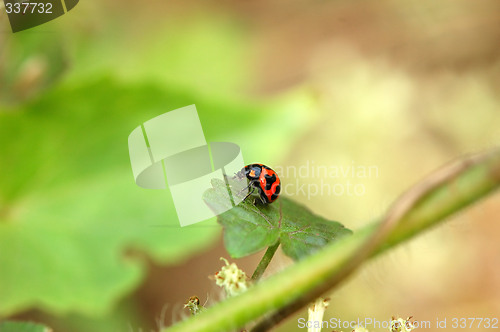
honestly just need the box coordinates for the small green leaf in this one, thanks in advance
[203,179,353,261]
[0,321,51,332]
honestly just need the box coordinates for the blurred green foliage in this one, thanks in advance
[0,32,67,105]
[0,320,51,332]
[0,10,309,322]
[0,76,221,316]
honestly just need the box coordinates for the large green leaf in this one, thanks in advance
[0,74,309,316]
[0,77,252,316]
[203,179,352,260]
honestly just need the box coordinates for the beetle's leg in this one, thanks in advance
[251,191,268,206]
[258,193,268,205]
[242,187,255,202]
[237,181,253,196]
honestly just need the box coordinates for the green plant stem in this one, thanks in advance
[163,149,500,332]
[251,242,280,282]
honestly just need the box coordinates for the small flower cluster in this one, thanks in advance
[308,298,330,332]
[214,257,249,297]
[390,316,415,332]
[183,296,204,315]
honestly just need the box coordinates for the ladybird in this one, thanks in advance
[235,163,281,204]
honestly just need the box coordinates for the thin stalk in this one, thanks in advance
[251,242,280,282]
